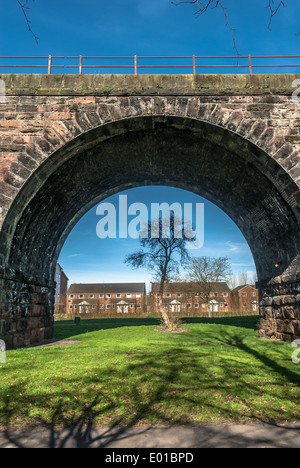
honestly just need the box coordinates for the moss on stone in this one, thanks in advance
[0,73,299,96]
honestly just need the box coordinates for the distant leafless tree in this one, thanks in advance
[238,271,249,286]
[182,256,232,316]
[227,274,238,290]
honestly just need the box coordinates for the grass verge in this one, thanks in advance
[0,316,299,427]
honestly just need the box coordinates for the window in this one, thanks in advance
[224,303,228,307]
[136,294,141,298]
[112,304,115,309]
[242,292,247,297]
[214,293,218,297]
[243,303,247,308]
[106,304,110,309]
[177,294,181,298]
[92,305,95,309]
[70,295,74,299]
[106,294,111,298]
[194,303,199,308]
[116,294,121,298]
[187,303,192,308]
[202,304,205,308]
[130,304,134,309]
[127,294,132,298]
[90,294,94,299]
[166,293,171,298]
[69,305,73,309]
[79,294,84,299]
[99,304,104,310]
[137,304,141,309]
[252,292,256,297]
[99,294,104,298]
[223,292,228,297]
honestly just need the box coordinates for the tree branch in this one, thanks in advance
[17,0,38,43]
[266,0,285,31]
[172,0,239,55]
[172,1,296,55]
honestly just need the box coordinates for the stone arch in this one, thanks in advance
[1,92,299,234]
[0,114,299,347]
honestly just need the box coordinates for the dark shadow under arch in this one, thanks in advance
[0,115,299,347]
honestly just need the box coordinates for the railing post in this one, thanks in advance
[134,55,137,75]
[48,55,52,75]
[193,55,196,75]
[248,54,253,75]
[79,55,83,75]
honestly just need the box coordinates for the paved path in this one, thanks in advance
[0,423,300,448]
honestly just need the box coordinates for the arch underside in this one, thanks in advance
[1,115,299,284]
[0,115,299,347]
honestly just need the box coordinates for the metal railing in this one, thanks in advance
[0,54,300,75]
[0,56,65,74]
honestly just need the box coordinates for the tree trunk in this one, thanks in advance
[158,276,173,330]
[157,293,172,330]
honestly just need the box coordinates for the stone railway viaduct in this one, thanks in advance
[0,73,299,348]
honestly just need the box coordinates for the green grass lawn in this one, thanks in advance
[0,316,299,427]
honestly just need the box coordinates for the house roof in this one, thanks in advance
[231,284,257,293]
[68,283,146,295]
[110,298,137,305]
[162,298,183,305]
[70,299,100,305]
[162,297,227,305]
[208,297,227,304]
[151,281,230,294]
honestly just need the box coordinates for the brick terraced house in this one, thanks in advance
[230,285,259,312]
[151,282,232,314]
[67,283,146,314]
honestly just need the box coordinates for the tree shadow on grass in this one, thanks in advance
[0,331,299,447]
[53,316,259,340]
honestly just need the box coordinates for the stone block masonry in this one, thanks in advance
[0,74,299,347]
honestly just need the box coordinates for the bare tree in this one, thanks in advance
[228,271,258,290]
[238,271,249,286]
[172,1,294,54]
[172,0,239,54]
[251,271,258,286]
[227,274,238,290]
[183,256,232,316]
[124,214,193,331]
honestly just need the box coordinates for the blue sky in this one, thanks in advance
[58,187,256,290]
[1,0,300,73]
[1,0,299,288]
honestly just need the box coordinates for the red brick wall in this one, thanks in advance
[231,286,259,312]
[67,292,144,314]
[152,290,231,313]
